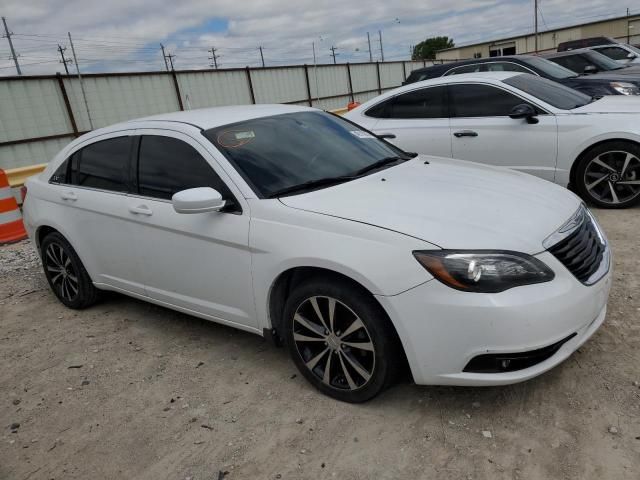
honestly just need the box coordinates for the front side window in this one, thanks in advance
[550,55,592,73]
[137,135,233,202]
[594,46,631,61]
[449,83,528,117]
[69,137,131,192]
[204,111,407,198]
[521,56,577,79]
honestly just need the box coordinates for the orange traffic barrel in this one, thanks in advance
[0,169,28,244]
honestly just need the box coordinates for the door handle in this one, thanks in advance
[453,130,478,138]
[129,205,153,216]
[377,133,396,139]
[60,191,77,201]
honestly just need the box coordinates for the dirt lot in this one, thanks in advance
[1,208,639,480]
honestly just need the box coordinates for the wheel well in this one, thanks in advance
[268,266,411,376]
[36,225,58,250]
[569,139,640,188]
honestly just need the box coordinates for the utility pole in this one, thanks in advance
[68,32,93,130]
[628,7,631,44]
[57,44,72,75]
[534,0,539,54]
[378,30,384,62]
[367,32,373,62]
[329,45,338,64]
[258,46,265,67]
[160,43,169,71]
[208,47,218,69]
[312,41,319,103]
[166,53,175,71]
[2,17,21,75]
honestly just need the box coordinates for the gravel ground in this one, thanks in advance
[1,207,639,480]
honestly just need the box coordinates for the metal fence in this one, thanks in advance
[0,60,445,169]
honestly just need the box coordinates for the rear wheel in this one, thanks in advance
[40,232,99,309]
[575,142,640,208]
[283,276,401,403]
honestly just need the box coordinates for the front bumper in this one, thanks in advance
[376,251,612,386]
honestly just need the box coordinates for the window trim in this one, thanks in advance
[448,81,551,118]
[48,132,136,196]
[364,85,449,120]
[133,130,244,214]
[443,61,538,77]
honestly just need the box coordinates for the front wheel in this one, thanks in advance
[574,142,640,209]
[283,277,401,403]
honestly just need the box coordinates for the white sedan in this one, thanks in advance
[345,72,640,208]
[23,105,611,402]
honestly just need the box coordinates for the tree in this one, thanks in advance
[412,36,455,60]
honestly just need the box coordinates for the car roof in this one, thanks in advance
[378,71,519,93]
[543,48,596,58]
[116,104,314,131]
[409,55,536,75]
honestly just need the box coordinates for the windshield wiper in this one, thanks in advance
[267,175,357,198]
[352,155,409,176]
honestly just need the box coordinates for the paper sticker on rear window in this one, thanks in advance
[235,131,255,140]
[350,130,375,139]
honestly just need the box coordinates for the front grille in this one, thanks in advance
[547,208,607,285]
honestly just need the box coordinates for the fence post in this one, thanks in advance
[56,73,79,136]
[170,70,184,111]
[245,67,256,104]
[376,62,382,94]
[346,63,354,103]
[303,64,313,106]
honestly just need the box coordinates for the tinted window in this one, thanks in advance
[365,101,390,118]
[203,111,407,198]
[484,62,531,73]
[550,55,592,73]
[594,46,630,60]
[50,156,72,184]
[70,137,130,192]
[137,136,233,201]
[388,87,447,119]
[503,74,591,109]
[449,84,526,117]
[521,56,576,79]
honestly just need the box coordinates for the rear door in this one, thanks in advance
[126,130,257,329]
[49,133,145,293]
[448,83,558,181]
[366,85,452,157]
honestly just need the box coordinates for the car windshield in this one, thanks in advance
[203,111,409,198]
[583,50,624,70]
[522,56,578,79]
[503,74,592,109]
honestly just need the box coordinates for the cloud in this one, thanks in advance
[0,0,636,75]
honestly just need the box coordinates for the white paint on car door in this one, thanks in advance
[127,129,257,330]
[448,83,558,182]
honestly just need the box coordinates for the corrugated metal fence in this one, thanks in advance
[0,60,444,169]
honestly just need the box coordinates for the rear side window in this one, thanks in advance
[137,135,234,202]
[69,137,131,192]
[450,84,527,117]
[390,87,447,119]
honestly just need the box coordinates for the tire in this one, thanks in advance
[282,276,402,403]
[574,141,640,209]
[40,232,100,309]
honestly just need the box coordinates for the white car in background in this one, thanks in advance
[589,43,640,65]
[23,105,611,402]
[345,72,640,208]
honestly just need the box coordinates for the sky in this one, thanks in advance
[0,0,637,76]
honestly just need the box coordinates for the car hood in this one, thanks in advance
[570,95,640,113]
[279,157,581,253]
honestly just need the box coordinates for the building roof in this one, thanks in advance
[437,13,639,53]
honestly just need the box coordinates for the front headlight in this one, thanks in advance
[413,250,555,293]
[610,82,640,95]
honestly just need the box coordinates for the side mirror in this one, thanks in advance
[583,65,598,74]
[509,104,539,124]
[172,187,226,214]
[627,52,637,59]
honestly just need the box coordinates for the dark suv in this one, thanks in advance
[404,55,640,96]
[544,48,640,78]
